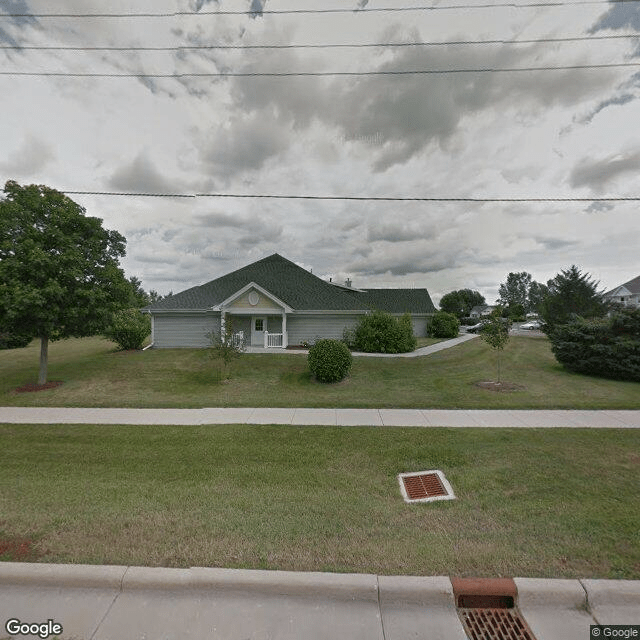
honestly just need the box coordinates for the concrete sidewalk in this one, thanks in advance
[1,406,640,427]
[0,563,638,640]
[244,333,479,356]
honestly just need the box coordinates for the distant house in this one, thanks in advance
[144,253,436,348]
[469,305,497,318]
[604,275,640,309]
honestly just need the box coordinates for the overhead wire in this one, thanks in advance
[2,0,640,17]
[60,191,640,202]
[0,33,638,51]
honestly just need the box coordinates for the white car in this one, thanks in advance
[520,320,541,330]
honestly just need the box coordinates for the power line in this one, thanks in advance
[2,0,640,18]
[2,61,640,78]
[61,191,640,202]
[1,33,639,51]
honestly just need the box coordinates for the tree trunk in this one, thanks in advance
[38,335,48,385]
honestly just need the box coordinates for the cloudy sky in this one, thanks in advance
[1,0,639,304]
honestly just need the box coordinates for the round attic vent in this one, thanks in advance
[248,291,260,306]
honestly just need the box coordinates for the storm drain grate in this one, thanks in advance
[398,470,455,503]
[452,578,537,640]
[458,607,536,640]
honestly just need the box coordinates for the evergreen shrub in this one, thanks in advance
[549,308,640,381]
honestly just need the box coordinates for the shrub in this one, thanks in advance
[398,313,417,352]
[308,338,353,383]
[549,308,640,382]
[353,311,416,353]
[341,327,357,350]
[427,311,460,339]
[104,308,151,350]
[0,331,32,350]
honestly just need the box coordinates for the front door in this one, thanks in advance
[251,316,267,346]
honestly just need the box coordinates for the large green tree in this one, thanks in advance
[498,272,532,311]
[539,265,609,333]
[498,271,549,316]
[439,289,485,318]
[0,181,133,384]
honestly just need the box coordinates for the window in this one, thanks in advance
[255,319,264,331]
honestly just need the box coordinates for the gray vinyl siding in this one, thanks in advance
[287,314,361,345]
[152,312,220,348]
[411,315,430,338]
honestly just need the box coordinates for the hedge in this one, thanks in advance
[352,311,416,353]
[549,308,640,382]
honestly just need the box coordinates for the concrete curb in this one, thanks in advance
[0,561,127,589]
[122,566,380,601]
[581,578,640,625]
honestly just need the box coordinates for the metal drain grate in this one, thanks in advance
[452,578,537,640]
[458,608,536,640]
[398,470,455,503]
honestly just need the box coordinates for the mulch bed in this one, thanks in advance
[0,534,44,561]
[475,381,525,393]
[13,380,64,393]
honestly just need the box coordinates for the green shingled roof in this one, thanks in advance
[146,253,435,314]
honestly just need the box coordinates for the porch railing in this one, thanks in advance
[265,332,283,348]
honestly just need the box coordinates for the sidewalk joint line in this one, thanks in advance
[88,566,129,640]
[376,575,387,640]
[578,578,601,625]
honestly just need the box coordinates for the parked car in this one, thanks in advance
[466,322,487,333]
[520,320,541,330]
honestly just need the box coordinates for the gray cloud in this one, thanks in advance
[108,153,186,194]
[195,210,283,245]
[348,245,456,276]
[532,236,578,251]
[227,40,618,173]
[590,3,640,56]
[366,220,437,242]
[249,0,267,19]
[579,93,635,125]
[590,3,640,32]
[0,0,38,48]
[0,134,54,178]
[198,114,291,179]
[569,150,640,191]
[585,201,614,213]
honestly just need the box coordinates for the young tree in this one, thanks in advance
[539,265,609,333]
[0,181,133,384]
[480,308,511,383]
[206,318,245,380]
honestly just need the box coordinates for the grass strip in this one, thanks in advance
[1,423,638,578]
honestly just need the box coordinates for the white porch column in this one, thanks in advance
[282,310,287,348]
[220,308,226,342]
[264,329,268,348]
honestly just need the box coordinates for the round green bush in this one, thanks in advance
[104,308,151,350]
[427,311,460,338]
[308,338,353,383]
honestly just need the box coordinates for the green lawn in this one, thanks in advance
[1,424,638,578]
[1,335,639,409]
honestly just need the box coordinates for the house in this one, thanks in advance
[604,275,640,309]
[469,305,497,318]
[144,253,436,348]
